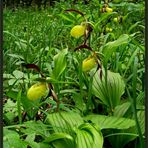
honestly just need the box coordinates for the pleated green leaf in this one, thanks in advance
[51,48,68,80]
[102,34,130,68]
[92,70,125,109]
[44,133,74,143]
[44,132,75,148]
[137,111,145,134]
[75,129,91,148]
[75,123,103,148]
[51,139,75,148]
[84,114,136,130]
[46,112,103,148]
[113,102,131,117]
[46,111,84,134]
[107,132,138,148]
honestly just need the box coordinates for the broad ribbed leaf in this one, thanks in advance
[107,132,138,148]
[75,130,92,148]
[113,102,131,117]
[92,70,125,109]
[136,92,144,106]
[137,111,145,134]
[84,114,136,130]
[46,113,103,148]
[102,34,130,67]
[44,133,75,148]
[52,48,68,80]
[47,111,84,134]
[75,123,103,148]
[52,139,75,148]
[44,133,74,143]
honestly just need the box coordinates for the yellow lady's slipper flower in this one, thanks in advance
[27,82,48,101]
[70,25,86,38]
[106,7,113,13]
[82,56,97,72]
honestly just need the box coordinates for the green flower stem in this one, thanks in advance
[127,57,144,148]
[85,73,93,114]
[17,89,22,124]
[132,57,144,148]
[78,52,84,110]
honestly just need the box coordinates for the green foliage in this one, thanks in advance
[4,129,28,148]
[84,114,138,148]
[46,111,84,134]
[51,48,68,80]
[20,120,51,137]
[3,99,18,124]
[44,133,75,148]
[46,111,103,148]
[84,114,136,130]
[107,133,138,148]
[113,101,132,117]
[102,34,130,68]
[75,123,103,148]
[92,70,125,110]
[3,0,144,147]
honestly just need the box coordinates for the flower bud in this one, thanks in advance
[27,82,48,101]
[113,17,118,23]
[106,27,112,32]
[70,25,86,38]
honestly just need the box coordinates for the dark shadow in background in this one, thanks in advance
[0,0,3,148]
[145,0,148,147]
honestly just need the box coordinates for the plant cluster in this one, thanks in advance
[3,0,144,148]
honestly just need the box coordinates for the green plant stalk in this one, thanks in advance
[48,82,60,112]
[129,57,144,148]
[78,52,84,110]
[17,89,22,124]
[123,46,138,77]
[85,73,94,114]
